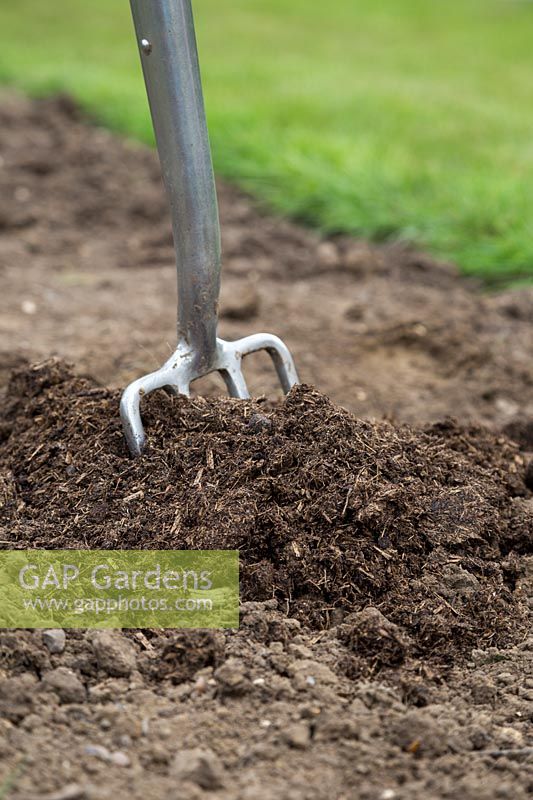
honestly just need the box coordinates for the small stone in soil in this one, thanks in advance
[42,629,66,654]
[282,722,311,749]
[171,747,225,790]
[246,413,273,434]
[214,658,250,696]
[91,631,137,677]
[42,667,86,704]
[109,750,131,767]
[84,744,110,761]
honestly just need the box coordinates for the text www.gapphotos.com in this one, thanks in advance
[22,595,214,615]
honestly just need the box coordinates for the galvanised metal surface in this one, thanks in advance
[129,0,220,366]
[122,0,298,456]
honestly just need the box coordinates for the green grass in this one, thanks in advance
[1,0,533,281]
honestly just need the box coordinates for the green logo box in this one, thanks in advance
[0,550,239,629]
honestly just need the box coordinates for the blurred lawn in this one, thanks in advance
[0,0,532,282]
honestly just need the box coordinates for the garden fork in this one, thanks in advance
[122,0,299,456]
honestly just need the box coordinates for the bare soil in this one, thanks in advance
[0,94,532,800]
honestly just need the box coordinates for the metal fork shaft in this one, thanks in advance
[129,0,221,372]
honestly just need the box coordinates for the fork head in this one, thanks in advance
[120,333,299,456]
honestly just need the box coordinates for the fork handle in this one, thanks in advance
[129,0,221,370]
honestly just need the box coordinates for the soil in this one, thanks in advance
[0,93,532,799]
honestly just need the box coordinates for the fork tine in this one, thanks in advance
[120,366,189,456]
[229,333,299,394]
[220,364,251,399]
